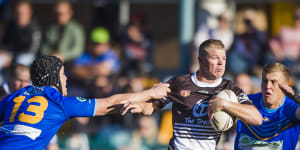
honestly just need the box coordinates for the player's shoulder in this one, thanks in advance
[284,96,299,105]
[248,93,262,99]
[21,86,63,102]
[170,74,192,83]
[220,78,242,93]
[221,78,236,87]
[42,86,62,98]
[248,92,262,106]
[167,74,193,89]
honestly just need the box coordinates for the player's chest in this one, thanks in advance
[172,88,218,109]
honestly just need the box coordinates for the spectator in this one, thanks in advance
[227,9,268,76]
[64,117,90,150]
[235,73,260,95]
[70,27,120,98]
[0,64,30,99]
[129,116,163,150]
[192,13,234,72]
[40,0,85,63]
[194,13,233,51]
[0,0,41,66]
[268,8,300,74]
[73,27,120,80]
[121,23,154,76]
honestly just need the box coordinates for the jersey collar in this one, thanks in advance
[260,94,286,113]
[191,72,223,87]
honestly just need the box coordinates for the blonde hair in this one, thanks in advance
[198,39,225,59]
[263,62,291,83]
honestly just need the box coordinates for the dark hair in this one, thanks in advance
[198,39,225,58]
[30,56,63,92]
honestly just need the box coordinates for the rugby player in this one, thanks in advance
[0,55,170,150]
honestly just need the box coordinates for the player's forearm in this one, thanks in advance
[117,89,155,104]
[95,89,155,116]
[224,102,263,125]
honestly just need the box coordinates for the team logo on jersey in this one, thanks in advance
[193,100,208,117]
[76,97,87,102]
[263,117,269,122]
[180,90,191,97]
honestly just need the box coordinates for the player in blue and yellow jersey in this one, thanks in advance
[235,62,300,150]
[0,56,170,150]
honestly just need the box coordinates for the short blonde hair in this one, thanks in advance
[198,39,225,58]
[263,62,291,82]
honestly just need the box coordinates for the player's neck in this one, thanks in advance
[196,71,220,84]
[263,94,285,109]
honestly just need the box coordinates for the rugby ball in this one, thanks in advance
[210,90,238,132]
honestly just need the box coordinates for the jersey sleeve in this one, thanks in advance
[62,96,97,118]
[232,86,253,105]
[153,96,171,109]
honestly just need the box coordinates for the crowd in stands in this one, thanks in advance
[1,0,300,150]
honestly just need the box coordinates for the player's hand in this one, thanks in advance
[120,102,154,115]
[279,83,295,97]
[207,96,228,120]
[120,103,143,115]
[119,83,170,110]
[149,83,171,99]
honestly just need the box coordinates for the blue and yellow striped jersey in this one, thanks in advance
[0,86,96,150]
[234,93,300,150]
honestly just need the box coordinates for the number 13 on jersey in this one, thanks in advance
[9,95,48,124]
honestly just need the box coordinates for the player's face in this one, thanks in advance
[199,48,226,80]
[261,71,286,109]
[10,71,30,92]
[60,66,68,96]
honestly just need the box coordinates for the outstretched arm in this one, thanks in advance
[94,83,170,116]
[208,97,263,126]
